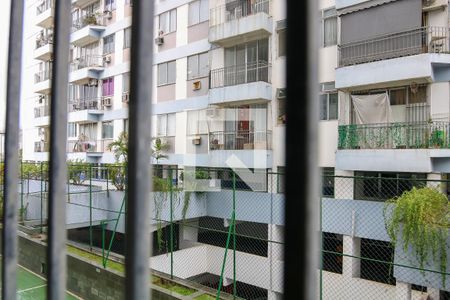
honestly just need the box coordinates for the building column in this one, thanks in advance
[334,170,354,199]
[268,224,284,296]
[395,281,411,300]
[342,235,360,279]
[178,219,199,249]
[427,287,440,300]
[427,173,446,194]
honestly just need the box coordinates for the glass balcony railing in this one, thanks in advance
[209,130,272,150]
[34,105,50,118]
[34,69,52,83]
[209,61,270,88]
[71,13,105,32]
[67,139,112,153]
[68,98,101,111]
[209,0,270,27]
[35,32,53,49]
[338,122,450,150]
[34,141,50,152]
[70,55,103,72]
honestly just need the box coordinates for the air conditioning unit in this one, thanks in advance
[104,10,113,19]
[155,36,164,46]
[422,0,447,11]
[103,55,112,64]
[192,81,201,90]
[101,97,112,107]
[88,79,98,87]
[122,93,129,103]
[192,136,201,145]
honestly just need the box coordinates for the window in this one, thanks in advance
[187,52,209,79]
[159,9,177,34]
[102,77,114,96]
[277,88,286,125]
[103,34,115,54]
[124,119,129,133]
[278,29,286,57]
[157,61,176,86]
[124,27,131,49]
[157,113,176,137]
[189,0,208,26]
[322,167,334,197]
[320,82,338,121]
[187,110,208,135]
[354,172,426,201]
[389,88,407,105]
[122,73,130,93]
[68,123,77,138]
[322,8,337,47]
[322,233,343,274]
[360,239,395,285]
[104,0,116,11]
[102,121,114,139]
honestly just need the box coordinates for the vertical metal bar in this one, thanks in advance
[232,171,236,298]
[89,163,93,251]
[170,168,174,279]
[284,0,319,299]
[47,0,71,298]
[2,1,24,298]
[126,0,154,298]
[40,162,43,233]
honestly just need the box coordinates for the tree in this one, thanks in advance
[107,131,128,163]
[151,137,170,165]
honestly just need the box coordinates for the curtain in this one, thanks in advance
[351,93,391,124]
[324,16,337,47]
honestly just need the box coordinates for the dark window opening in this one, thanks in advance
[321,232,343,274]
[360,238,395,285]
[321,167,334,197]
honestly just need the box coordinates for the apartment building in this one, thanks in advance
[22,0,286,299]
[319,0,450,299]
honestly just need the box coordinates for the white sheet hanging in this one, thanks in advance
[351,93,392,124]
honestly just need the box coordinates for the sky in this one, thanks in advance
[0,0,11,133]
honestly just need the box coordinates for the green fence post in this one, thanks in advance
[89,163,93,251]
[101,220,106,267]
[169,167,174,279]
[319,181,323,300]
[106,166,109,196]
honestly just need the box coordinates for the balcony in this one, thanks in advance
[70,14,105,47]
[209,130,272,150]
[339,26,450,67]
[68,98,104,123]
[36,0,53,28]
[34,105,50,118]
[209,0,272,46]
[67,139,112,154]
[338,122,450,150]
[69,55,103,84]
[34,69,52,94]
[34,141,50,153]
[209,61,272,104]
[34,32,53,61]
[71,0,98,7]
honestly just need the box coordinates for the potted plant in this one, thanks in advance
[384,186,450,286]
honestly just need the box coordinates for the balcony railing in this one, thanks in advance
[67,139,112,153]
[338,122,450,150]
[34,141,50,152]
[68,98,101,112]
[34,105,50,118]
[70,55,103,72]
[210,0,270,27]
[35,32,53,49]
[210,61,270,88]
[209,130,272,150]
[339,26,450,67]
[36,0,52,15]
[71,13,105,32]
[34,69,52,83]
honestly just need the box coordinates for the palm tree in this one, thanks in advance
[151,137,170,165]
[107,131,128,163]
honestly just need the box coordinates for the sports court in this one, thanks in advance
[0,264,81,299]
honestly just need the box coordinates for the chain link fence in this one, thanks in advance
[320,174,450,300]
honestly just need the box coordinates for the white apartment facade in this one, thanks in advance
[319,0,450,299]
